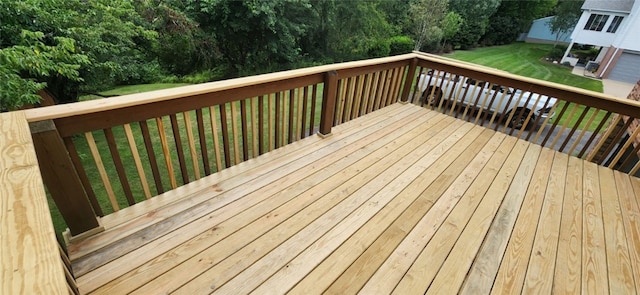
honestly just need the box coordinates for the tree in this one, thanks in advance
[186,0,313,75]
[0,31,88,111]
[449,0,502,49]
[481,0,556,45]
[408,0,449,51]
[440,12,463,51]
[549,0,584,46]
[1,0,160,105]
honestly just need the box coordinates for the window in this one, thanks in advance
[607,16,624,33]
[584,14,609,31]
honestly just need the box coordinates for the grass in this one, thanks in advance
[79,83,191,101]
[445,42,607,131]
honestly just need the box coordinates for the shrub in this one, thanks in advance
[389,36,415,55]
[547,47,565,60]
[367,39,391,58]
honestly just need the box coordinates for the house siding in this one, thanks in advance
[525,16,572,44]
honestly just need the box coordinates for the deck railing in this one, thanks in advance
[4,52,640,294]
[23,54,413,238]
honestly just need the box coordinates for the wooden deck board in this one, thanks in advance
[68,103,640,295]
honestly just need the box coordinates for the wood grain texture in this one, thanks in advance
[522,152,567,294]
[552,156,583,294]
[490,148,555,295]
[582,161,609,294]
[123,124,152,199]
[393,134,514,295]
[425,140,529,295]
[0,111,68,294]
[599,166,635,294]
[85,131,119,211]
[59,103,640,295]
[460,143,541,295]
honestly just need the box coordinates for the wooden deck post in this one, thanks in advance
[30,120,103,237]
[400,58,418,103]
[319,70,338,137]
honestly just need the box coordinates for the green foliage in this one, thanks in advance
[449,0,501,49]
[440,11,463,50]
[547,46,566,60]
[0,30,88,111]
[389,36,415,55]
[367,39,391,58]
[549,0,584,44]
[408,0,448,51]
[482,0,556,45]
[187,0,312,75]
[328,1,395,60]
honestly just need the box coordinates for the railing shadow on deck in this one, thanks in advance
[5,52,640,294]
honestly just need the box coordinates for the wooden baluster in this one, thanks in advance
[275,92,281,148]
[309,84,318,137]
[139,120,164,194]
[240,99,249,160]
[578,111,612,159]
[400,59,418,103]
[218,104,231,168]
[183,111,201,180]
[558,106,591,153]
[30,120,102,235]
[268,93,275,151]
[156,117,177,189]
[251,97,259,157]
[230,101,241,164]
[288,89,295,143]
[319,70,338,136]
[63,137,103,216]
[258,95,265,154]
[352,75,364,120]
[123,124,152,199]
[379,70,392,109]
[208,106,223,171]
[360,74,373,116]
[169,114,189,184]
[196,109,211,176]
[368,71,381,111]
[84,131,119,211]
[567,109,601,156]
[336,79,347,124]
[103,128,135,206]
[539,102,571,148]
[296,87,304,141]
[608,126,640,169]
[301,86,309,139]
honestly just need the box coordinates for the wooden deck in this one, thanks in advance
[68,103,640,294]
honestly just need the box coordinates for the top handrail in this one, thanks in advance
[23,54,417,123]
[413,51,640,118]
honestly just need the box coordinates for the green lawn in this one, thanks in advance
[80,83,191,101]
[445,42,606,130]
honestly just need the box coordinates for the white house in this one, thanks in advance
[561,0,640,83]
